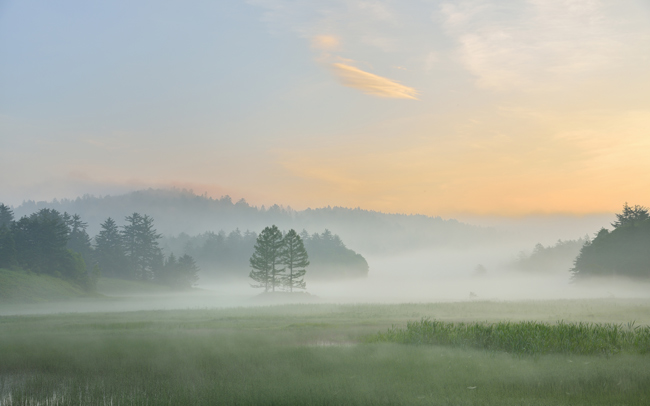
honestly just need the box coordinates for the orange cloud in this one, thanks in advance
[330,63,419,99]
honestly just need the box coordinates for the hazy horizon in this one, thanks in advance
[2,1,649,217]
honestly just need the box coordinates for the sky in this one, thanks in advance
[1,0,649,216]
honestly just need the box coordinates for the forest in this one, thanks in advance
[0,201,369,294]
[0,204,199,291]
[11,188,493,254]
[571,204,650,280]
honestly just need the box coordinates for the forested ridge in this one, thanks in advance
[0,204,199,292]
[0,200,369,297]
[11,188,493,254]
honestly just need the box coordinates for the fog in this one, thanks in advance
[3,206,648,317]
[5,248,650,318]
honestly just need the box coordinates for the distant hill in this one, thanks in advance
[11,189,495,254]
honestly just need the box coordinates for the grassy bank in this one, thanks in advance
[0,269,89,303]
[1,301,650,405]
[372,319,650,356]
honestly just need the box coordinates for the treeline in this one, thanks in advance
[13,188,493,254]
[513,203,650,280]
[0,205,96,290]
[572,204,650,280]
[164,228,369,281]
[512,238,588,273]
[0,204,199,291]
[94,214,199,289]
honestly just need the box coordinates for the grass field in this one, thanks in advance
[0,269,91,303]
[1,300,649,405]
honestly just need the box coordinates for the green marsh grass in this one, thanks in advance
[1,301,650,405]
[372,319,650,356]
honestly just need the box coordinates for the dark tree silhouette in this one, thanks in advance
[280,229,309,292]
[122,213,162,280]
[249,225,284,292]
[95,217,127,278]
[612,203,649,229]
[572,203,650,280]
[0,204,14,229]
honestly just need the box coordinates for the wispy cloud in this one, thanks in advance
[440,0,650,90]
[330,63,418,99]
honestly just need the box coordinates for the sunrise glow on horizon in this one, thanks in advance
[1,1,649,216]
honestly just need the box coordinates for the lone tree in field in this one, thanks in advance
[280,229,309,292]
[249,225,284,292]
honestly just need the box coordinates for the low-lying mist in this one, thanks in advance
[4,246,649,317]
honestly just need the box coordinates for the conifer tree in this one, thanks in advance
[0,204,14,229]
[249,225,284,292]
[95,217,127,278]
[0,204,16,269]
[67,214,94,268]
[0,225,17,269]
[122,213,162,280]
[280,229,309,292]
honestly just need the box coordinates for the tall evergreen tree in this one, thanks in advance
[249,225,284,292]
[0,225,17,269]
[612,203,650,229]
[0,204,16,269]
[12,209,69,275]
[0,204,14,228]
[280,229,309,292]
[95,217,127,278]
[122,213,162,280]
[67,214,94,268]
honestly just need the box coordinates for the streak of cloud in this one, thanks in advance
[330,63,419,99]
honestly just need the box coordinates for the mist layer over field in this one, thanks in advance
[4,248,649,317]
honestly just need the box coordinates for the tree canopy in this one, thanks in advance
[572,203,650,280]
[280,229,309,292]
[249,225,285,292]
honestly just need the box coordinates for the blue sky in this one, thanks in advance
[1,0,649,215]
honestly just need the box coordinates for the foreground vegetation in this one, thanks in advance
[1,300,650,405]
[372,319,650,356]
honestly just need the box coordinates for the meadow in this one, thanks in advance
[1,299,650,405]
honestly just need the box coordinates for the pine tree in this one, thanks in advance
[95,217,127,278]
[0,204,16,269]
[280,229,309,292]
[249,225,284,292]
[611,202,650,228]
[0,225,17,269]
[122,213,162,280]
[0,204,14,229]
[67,214,94,268]
[12,209,69,275]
